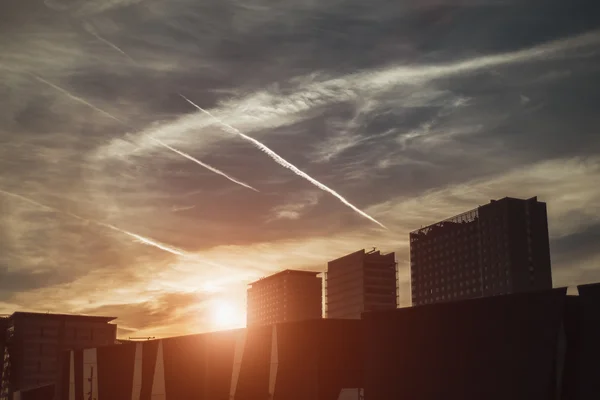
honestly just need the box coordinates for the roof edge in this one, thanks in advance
[9,311,116,322]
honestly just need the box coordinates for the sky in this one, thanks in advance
[1,0,600,338]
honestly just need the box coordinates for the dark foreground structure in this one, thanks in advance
[12,384,54,400]
[54,284,599,400]
[59,319,362,400]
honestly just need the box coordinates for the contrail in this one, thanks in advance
[90,31,137,63]
[171,205,195,212]
[83,23,137,64]
[33,76,257,192]
[0,189,186,256]
[102,223,186,256]
[148,137,259,192]
[179,93,387,229]
[33,75,125,125]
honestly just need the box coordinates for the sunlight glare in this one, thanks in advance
[210,299,245,330]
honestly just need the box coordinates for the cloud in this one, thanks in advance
[0,267,71,300]
[268,191,321,221]
[367,156,600,239]
[1,0,600,335]
[77,0,146,17]
[95,28,600,163]
[80,291,208,335]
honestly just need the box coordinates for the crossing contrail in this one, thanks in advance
[34,75,125,124]
[33,75,257,192]
[103,223,186,256]
[0,189,186,256]
[179,93,388,229]
[148,137,259,192]
[87,29,136,63]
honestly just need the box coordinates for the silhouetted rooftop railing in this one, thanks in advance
[410,207,479,236]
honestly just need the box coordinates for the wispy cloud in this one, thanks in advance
[45,0,146,17]
[2,0,599,336]
[268,191,321,221]
[30,75,257,192]
[367,156,600,239]
[97,28,600,170]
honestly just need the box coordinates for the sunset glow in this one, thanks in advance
[209,300,246,331]
[1,0,599,339]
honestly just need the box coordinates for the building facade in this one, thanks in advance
[326,249,397,319]
[0,312,117,400]
[410,196,552,306]
[0,317,7,399]
[247,270,322,326]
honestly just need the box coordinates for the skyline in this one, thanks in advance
[1,0,600,338]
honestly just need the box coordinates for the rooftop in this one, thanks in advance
[410,196,541,235]
[328,248,394,265]
[8,311,116,323]
[248,269,321,286]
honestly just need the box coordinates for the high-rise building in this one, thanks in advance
[0,312,117,399]
[409,196,552,306]
[325,249,397,319]
[246,270,322,326]
[0,316,7,398]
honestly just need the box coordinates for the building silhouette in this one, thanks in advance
[0,312,117,400]
[0,317,7,399]
[55,284,600,400]
[246,270,322,326]
[410,196,552,306]
[325,249,397,319]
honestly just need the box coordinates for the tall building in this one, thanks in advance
[410,196,552,306]
[0,316,7,398]
[325,249,397,319]
[0,312,117,399]
[247,269,322,326]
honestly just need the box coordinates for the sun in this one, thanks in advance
[209,299,245,330]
